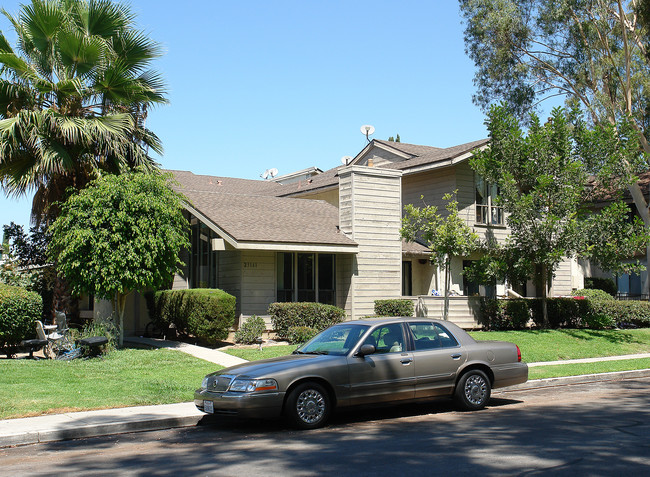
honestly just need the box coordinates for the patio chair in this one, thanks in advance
[35,320,72,359]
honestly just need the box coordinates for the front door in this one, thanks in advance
[346,323,415,405]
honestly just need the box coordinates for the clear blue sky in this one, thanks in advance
[1,0,492,230]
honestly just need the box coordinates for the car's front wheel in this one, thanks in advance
[455,369,491,411]
[285,382,331,429]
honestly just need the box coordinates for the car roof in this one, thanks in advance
[339,317,476,345]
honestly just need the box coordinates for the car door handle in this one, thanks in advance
[400,358,413,365]
[451,353,462,360]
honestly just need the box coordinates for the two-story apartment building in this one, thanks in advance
[123,137,582,335]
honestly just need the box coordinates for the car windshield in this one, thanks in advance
[294,324,369,356]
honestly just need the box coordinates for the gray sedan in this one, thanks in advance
[195,317,528,429]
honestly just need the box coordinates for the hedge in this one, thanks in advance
[152,289,236,343]
[374,299,414,317]
[481,296,650,330]
[269,302,345,340]
[584,277,617,297]
[0,284,42,351]
[479,298,530,330]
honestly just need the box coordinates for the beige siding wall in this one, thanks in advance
[402,167,456,213]
[339,166,403,319]
[336,254,354,316]
[294,188,339,207]
[361,147,407,168]
[240,250,276,316]
[219,251,242,316]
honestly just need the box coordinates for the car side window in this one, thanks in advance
[363,324,404,354]
[409,322,459,350]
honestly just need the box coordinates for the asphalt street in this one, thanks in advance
[1,377,649,476]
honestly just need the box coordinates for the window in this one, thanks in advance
[189,217,220,289]
[363,324,405,354]
[277,252,336,305]
[475,174,503,225]
[402,261,412,296]
[408,322,459,350]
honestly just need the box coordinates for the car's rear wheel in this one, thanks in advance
[455,369,491,411]
[286,382,330,430]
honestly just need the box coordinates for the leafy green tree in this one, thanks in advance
[0,0,167,224]
[402,191,479,320]
[387,134,401,142]
[460,0,650,289]
[49,171,189,345]
[2,221,54,318]
[471,105,648,325]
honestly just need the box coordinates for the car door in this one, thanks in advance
[407,321,466,398]
[346,323,415,405]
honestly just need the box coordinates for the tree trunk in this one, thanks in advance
[113,292,129,347]
[541,264,549,328]
[443,257,451,321]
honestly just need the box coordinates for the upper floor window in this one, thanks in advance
[475,174,503,225]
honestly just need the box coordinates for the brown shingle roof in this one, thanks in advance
[181,188,356,246]
[279,138,488,196]
[170,170,283,196]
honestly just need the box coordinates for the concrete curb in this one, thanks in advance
[494,368,650,393]
[0,402,203,448]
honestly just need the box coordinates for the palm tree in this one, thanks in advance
[0,0,167,224]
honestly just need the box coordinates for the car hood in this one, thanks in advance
[210,353,337,378]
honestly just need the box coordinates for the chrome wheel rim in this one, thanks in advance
[464,374,488,405]
[296,389,326,424]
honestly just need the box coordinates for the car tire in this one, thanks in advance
[455,369,491,411]
[285,382,331,430]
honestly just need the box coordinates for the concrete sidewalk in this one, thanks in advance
[125,336,248,367]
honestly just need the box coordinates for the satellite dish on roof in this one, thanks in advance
[360,125,375,142]
[261,168,279,180]
[341,155,352,165]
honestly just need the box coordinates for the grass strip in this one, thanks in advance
[528,358,650,380]
[0,348,219,420]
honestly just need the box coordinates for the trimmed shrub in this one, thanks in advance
[0,284,42,351]
[589,299,650,328]
[153,289,236,343]
[480,299,530,330]
[286,325,317,344]
[235,315,266,344]
[584,277,617,297]
[374,299,414,317]
[571,288,614,301]
[529,298,590,328]
[269,302,345,340]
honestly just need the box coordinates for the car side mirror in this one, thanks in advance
[357,344,376,356]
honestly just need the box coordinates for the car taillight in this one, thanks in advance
[516,345,522,362]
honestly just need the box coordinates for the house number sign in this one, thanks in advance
[243,262,258,268]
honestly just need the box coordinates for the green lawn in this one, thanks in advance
[0,348,219,420]
[529,358,650,380]
[224,329,650,363]
[4,329,649,420]
[468,328,650,362]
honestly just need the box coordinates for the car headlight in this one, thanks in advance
[202,377,209,390]
[229,378,278,393]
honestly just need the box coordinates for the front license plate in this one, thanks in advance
[204,400,214,413]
